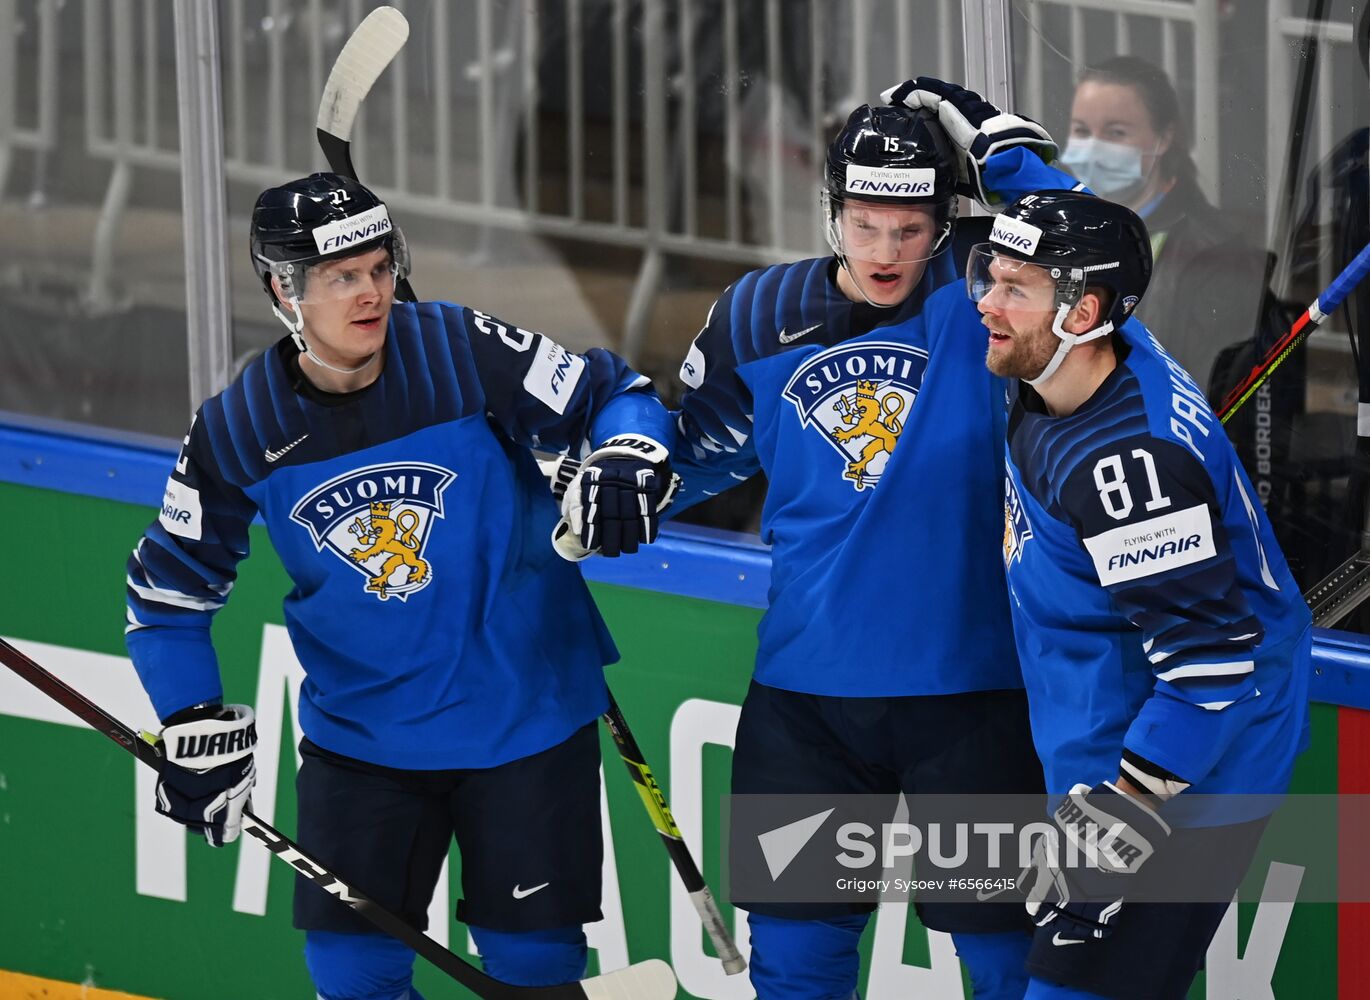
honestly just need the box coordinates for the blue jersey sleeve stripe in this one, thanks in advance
[221,383,263,485]
[801,257,828,323]
[1155,660,1254,682]
[746,268,776,361]
[776,261,807,332]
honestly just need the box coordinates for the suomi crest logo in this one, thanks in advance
[1003,465,1034,567]
[782,341,927,491]
[290,463,456,601]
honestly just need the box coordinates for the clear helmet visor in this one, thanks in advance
[824,190,952,266]
[265,229,411,306]
[965,244,1077,315]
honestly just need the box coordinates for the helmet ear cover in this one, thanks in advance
[1046,264,1085,312]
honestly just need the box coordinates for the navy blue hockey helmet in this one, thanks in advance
[823,105,959,264]
[972,189,1152,329]
[249,172,410,310]
[967,190,1151,383]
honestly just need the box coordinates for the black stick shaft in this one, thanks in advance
[602,693,746,973]
[0,637,604,1000]
[316,127,418,304]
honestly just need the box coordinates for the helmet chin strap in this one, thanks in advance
[1025,302,1114,387]
[273,296,378,376]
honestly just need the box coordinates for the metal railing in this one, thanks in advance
[65,0,966,369]
[0,0,59,204]
[1,1,1362,373]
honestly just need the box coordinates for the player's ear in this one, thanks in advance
[1064,291,1104,334]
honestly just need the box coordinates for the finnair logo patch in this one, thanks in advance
[312,204,393,254]
[990,215,1043,255]
[1083,504,1217,586]
[845,165,936,197]
[524,336,586,415]
[159,478,203,541]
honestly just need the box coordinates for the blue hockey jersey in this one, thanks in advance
[670,242,1024,696]
[1002,322,1311,801]
[667,148,1084,698]
[126,301,669,770]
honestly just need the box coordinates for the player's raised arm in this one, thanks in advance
[883,76,1072,207]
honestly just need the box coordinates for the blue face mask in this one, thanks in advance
[1059,137,1146,199]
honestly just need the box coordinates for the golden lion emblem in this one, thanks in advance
[1003,499,1015,563]
[348,500,428,600]
[831,379,905,489]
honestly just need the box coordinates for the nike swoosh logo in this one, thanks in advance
[1051,933,1085,947]
[264,433,309,463]
[778,323,822,344]
[512,882,550,899]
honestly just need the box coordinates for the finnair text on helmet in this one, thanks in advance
[312,204,393,254]
[990,215,1044,255]
[845,165,936,196]
[849,179,933,195]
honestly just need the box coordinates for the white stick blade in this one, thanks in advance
[316,5,410,138]
[579,959,678,1000]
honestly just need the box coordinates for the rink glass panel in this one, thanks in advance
[1008,0,1370,624]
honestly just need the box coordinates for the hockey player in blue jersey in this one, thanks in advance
[649,86,1064,1000]
[123,173,675,1000]
[969,190,1311,999]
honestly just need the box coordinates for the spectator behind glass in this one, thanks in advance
[1061,56,1285,395]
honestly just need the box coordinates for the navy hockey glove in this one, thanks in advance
[1019,781,1171,942]
[155,703,257,848]
[554,435,680,559]
[881,76,1057,207]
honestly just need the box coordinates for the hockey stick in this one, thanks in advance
[317,11,742,972]
[1217,241,1370,423]
[0,637,677,1000]
[315,5,417,302]
[603,694,747,974]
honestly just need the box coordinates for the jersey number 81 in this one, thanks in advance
[1093,449,1172,521]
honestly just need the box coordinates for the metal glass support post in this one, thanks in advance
[622,0,667,366]
[961,0,1016,217]
[172,0,233,408]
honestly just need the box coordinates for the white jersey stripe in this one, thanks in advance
[1157,660,1255,682]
